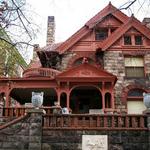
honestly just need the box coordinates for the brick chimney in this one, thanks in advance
[142,18,150,29]
[46,16,55,45]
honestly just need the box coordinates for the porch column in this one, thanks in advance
[66,92,70,109]
[102,82,105,110]
[111,90,115,109]
[5,92,10,107]
[57,92,61,105]
[102,92,105,109]
[111,83,115,110]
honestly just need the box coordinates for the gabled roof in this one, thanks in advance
[56,3,129,54]
[56,27,90,54]
[101,15,150,50]
[56,62,117,83]
[86,2,128,28]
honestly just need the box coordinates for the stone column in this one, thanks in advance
[26,109,44,150]
[144,109,150,149]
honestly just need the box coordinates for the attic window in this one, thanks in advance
[135,36,143,45]
[95,29,108,40]
[124,36,131,45]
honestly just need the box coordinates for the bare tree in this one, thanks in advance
[0,0,39,77]
[0,0,39,49]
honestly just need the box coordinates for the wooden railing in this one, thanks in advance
[0,107,60,117]
[0,107,148,130]
[43,114,148,130]
[0,107,28,117]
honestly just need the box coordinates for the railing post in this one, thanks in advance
[26,109,44,150]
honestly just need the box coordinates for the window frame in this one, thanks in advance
[124,56,145,78]
[124,35,132,45]
[135,35,143,45]
[95,28,108,41]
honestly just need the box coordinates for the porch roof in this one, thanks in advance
[56,63,117,84]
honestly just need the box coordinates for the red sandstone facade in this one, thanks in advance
[0,3,150,114]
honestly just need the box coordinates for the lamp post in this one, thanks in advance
[31,92,44,109]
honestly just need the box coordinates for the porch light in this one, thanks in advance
[143,93,150,109]
[31,92,44,109]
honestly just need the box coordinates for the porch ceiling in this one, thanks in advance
[10,88,56,105]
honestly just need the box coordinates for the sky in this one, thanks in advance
[26,0,150,47]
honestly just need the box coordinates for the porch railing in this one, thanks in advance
[0,107,58,117]
[43,114,148,130]
[0,107,148,130]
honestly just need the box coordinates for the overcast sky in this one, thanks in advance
[26,0,150,47]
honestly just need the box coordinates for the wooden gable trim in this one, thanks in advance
[56,26,90,54]
[101,16,150,51]
[56,63,117,80]
[86,2,128,28]
[56,3,128,54]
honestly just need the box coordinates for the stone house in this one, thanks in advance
[0,2,150,115]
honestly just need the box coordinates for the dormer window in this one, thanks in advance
[124,35,143,45]
[95,29,108,40]
[124,36,131,45]
[135,35,143,45]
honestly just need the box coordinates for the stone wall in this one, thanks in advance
[0,109,43,150]
[0,110,149,150]
[104,51,126,109]
[42,130,149,150]
[104,51,150,110]
[59,52,76,71]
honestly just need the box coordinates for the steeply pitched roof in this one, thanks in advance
[85,2,128,28]
[101,15,150,50]
[56,2,129,54]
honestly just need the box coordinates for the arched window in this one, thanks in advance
[127,89,146,114]
[105,93,111,108]
[73,57,94,67]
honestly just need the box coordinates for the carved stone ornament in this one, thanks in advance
[82,135,108,150]
[31,92,44,108]
[143,93,150,109]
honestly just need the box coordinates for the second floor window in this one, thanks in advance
[124,36,131,45]
[135,36,143,45]
[95,29,108,40]
[124,57,144,77]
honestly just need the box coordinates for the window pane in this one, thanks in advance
[135,36,143,45]
[124,36,131,45]
[126,67,144,77]
[128,89,144,96]
[95,29,108,40]
[125,57,144,67]
[127,101,146,114]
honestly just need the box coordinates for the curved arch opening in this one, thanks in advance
[73,57,94,67]
[127,88,146,114]
[70,86,102,114]
[60,92,67,107]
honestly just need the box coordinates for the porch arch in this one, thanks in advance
[60,92,67,107]
[69,85,102,114]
